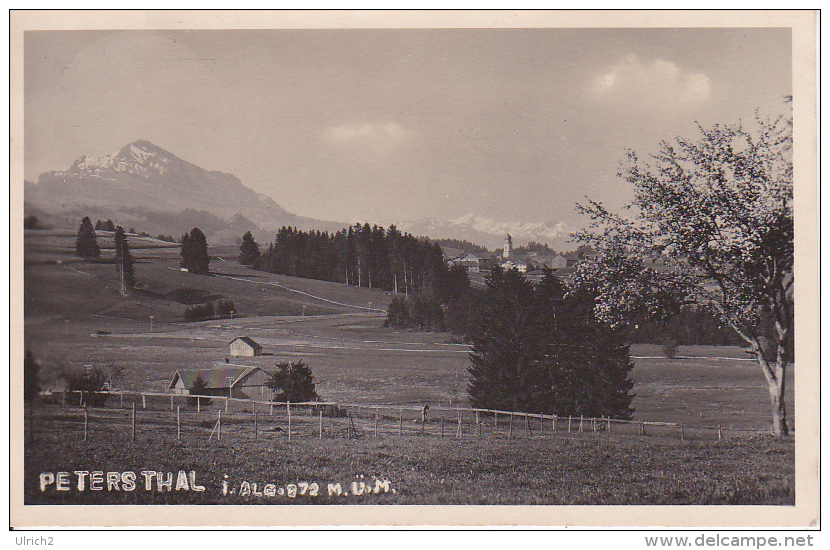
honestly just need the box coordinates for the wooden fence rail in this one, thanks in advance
[29,390,778,446]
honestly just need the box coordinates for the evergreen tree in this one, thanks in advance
[467,267,635,418]
[541,287,634,419]
[61,367,109,407]
[75,216,101,260]
[187,375,212,406]
[266,360,319,403]
[467,266,545,412]
[384,296,411,329]
[238,230,261,266]
[114,226,135,293]
[180,227,210,274]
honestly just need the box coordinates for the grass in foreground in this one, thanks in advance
[25,406,794,506]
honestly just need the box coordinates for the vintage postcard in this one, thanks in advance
[9,10,818,529]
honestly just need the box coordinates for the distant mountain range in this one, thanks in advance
[382,214,571,251]
[25,139,346,243]
[25,139,570,249]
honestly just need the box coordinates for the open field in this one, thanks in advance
[24,401,794,505]
[23,227,794,431]
[22,226,796,506]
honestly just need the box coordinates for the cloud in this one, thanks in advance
[593,53,711,105]
[324,122,410,156]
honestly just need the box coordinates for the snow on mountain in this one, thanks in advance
[27,139,347,243]
[374,214,571,250]
[447,214,569,243]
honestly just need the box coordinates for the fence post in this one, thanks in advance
[79,391,83,407]
[718,425,722,441]
[440,414,444,437]
[254,409,258,440]
[399,409,403,436]
[132,403,136,442]
[568,415,572,433]
[83,405,88,442]
[197,396,201,413]
[553,415,557,433]
[217,410,222,441]
[287,402,291,442]
[252,399,256,416]
[494,412,498,434]
[374,412,379,438]
[120,393,123,408]
[177,406,181,441]
[509,413,513,439]
[456,410,462,438]
[270,403,274,416]
[225,396,229,413]
[142,394,146,409]
[640,421,646,435]
[607,417,611,432]
[592,417,596,433]
[680,424,684,441]
[525,414,529,435]
[319,409,323,439]
[540,415,544,436]
[579,415,584,433]
[170,394,174,411]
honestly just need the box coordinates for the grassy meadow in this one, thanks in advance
[21,226,796,505]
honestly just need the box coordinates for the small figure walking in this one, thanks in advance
[422,403,429,423]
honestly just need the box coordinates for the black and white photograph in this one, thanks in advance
[10,10,818,529]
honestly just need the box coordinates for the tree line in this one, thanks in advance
[242,224,455,296]
[75,216,135,295]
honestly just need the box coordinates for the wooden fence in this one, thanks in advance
[27,389,773,445]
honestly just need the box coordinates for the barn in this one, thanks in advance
[169,365,272,400]
[229,336,263,357]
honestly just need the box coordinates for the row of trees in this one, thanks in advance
[75,217,135,294]
[94,219,116,231]
[182,299,236,322]
[242,224,448,295]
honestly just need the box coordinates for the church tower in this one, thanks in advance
[503,234,512,260]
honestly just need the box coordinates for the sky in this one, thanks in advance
[24,27,792,233]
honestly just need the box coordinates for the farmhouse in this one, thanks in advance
[229,336,263,357]
[441,246,466,264]
[500,259,528,273]
[454,252,490,273]
[169,365,271,399]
